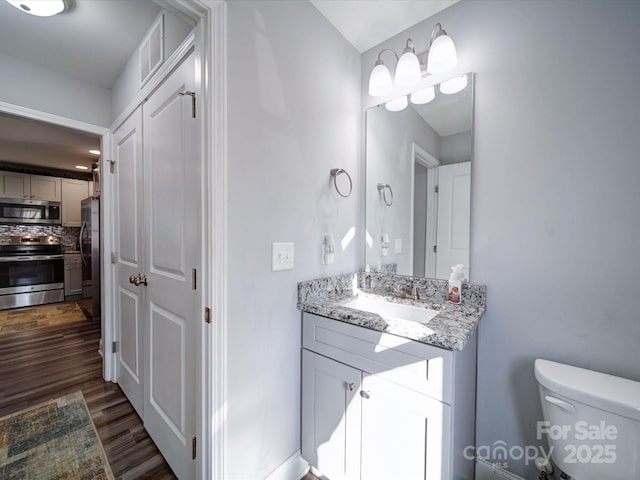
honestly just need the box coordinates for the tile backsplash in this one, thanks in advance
[0,224,80,252]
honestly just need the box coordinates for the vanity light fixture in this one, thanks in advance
[385,96,408,112]
[368,22,457,97]
[440,74,468,94]
[410,86,436,105]
[5,0,73,16]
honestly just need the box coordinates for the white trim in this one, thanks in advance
[265,451,309,480]
[475,458,527,480]
[409,142,440,277]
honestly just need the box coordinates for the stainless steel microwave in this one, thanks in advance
[0,198,61,225]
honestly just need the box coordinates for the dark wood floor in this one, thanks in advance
[0,319,176,479]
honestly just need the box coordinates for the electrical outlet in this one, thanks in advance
[272,242,294,271]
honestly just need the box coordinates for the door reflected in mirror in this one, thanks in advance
[365,73,474,280]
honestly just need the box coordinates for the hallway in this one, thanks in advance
[0,319,176,479]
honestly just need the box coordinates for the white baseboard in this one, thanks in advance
[475,458,527,480]
[265,451,309,480]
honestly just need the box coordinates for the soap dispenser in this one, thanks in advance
[447,264,464,304]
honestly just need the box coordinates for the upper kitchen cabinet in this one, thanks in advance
[0,171,62,201]
[61,178,89,227]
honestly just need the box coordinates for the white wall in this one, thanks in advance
[362,1,640,477]
[0,52,111,127]
[365,104,439,274]
[226,1,361,478]
[111,9,194,121]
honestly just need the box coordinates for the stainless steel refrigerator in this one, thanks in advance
[79,197,100,322]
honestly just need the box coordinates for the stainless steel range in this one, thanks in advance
[0,235,64,310]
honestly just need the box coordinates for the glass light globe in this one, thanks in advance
[368,61,393,97]
[410,86,436,105]
[385,96,408,112]
[7,0,66,16]
[440,75,468,95]
[427,34,457,74]
[394,51,421,88]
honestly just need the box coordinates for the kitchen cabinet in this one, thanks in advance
[301,312,477,480]
[61,178,89,226]
[0,171,62,201]
[64,253,83,298]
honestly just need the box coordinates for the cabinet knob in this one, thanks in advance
[360,390,371,399]
[346,382,355,392]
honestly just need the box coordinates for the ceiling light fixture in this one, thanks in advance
[75,165,89,170]
[5,0,73,17]
[89,149,100,155]
[368,22,458,98]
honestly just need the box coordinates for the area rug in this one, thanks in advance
[0,301,90,336]
[0,391,114,480]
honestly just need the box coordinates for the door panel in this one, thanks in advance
[436,162,471,280]
[301,350,362,480]
[361,374,452,480]
[113,107,145,417]
[143,52,199,480]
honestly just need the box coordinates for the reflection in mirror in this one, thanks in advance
[365,73,474,280]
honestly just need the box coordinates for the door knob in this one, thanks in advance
[346,382,355,392]
[129,275,137,285]
[140,274,148,286]
[133,275,141,286]
[360,390,371,399]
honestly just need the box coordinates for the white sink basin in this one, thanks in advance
[343,296,439,324]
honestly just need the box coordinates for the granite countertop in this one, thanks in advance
[297,273,486,351]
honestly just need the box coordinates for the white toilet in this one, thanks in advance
[534,359,640,479]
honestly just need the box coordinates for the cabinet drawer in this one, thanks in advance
[302,313,452,404]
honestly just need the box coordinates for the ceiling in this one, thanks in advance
[0,0,161,89]
[309,0,460,53]
[0,112,100,171]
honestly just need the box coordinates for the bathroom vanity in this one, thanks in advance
[298,272,485,480]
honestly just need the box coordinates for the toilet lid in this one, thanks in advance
[535,359,640,421]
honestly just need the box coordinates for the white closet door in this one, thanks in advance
[113,107,145,417]
[142,51,200,479]
[436,162,471,280]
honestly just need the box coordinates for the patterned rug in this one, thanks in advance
[0,391,114,480]
[0,301,91,336]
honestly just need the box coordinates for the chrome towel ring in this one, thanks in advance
[330,168,353,198]
[377,183,393,206]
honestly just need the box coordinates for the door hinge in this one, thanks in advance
[435,185,439,193]
[111,252,118,264]
[204,307,211,324]
[108,159,116,174]
[192,437,197,460]
[179,91,196,118]
[191,268,197,290]
[112,341,117,353]
[433,245,437,253]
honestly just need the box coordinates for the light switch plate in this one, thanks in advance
[272,242,294,271]
[395,238,402,254]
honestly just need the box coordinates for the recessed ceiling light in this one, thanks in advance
[6,0,73,17]
[75,165,89,170]
[89,149,100,155]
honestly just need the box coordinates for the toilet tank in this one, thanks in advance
[534,359,640,480]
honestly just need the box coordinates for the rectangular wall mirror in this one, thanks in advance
[365,72,474,280]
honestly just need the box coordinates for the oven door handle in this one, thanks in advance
[79,220,87,266]
[0,254,64,262]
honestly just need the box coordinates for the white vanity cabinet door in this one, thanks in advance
[360,373,451,480]
[302,350,362,480]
